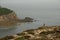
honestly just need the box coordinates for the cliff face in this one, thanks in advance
[0,12,17,21]
[0,12,20,26]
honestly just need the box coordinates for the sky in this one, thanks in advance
[0,0,60,25]
[0,0,60,38]
[0,0,60,9]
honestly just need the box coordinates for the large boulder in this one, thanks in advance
[24,17,33,22]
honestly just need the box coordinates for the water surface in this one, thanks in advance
[0,0,60,38]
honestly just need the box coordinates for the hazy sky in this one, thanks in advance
[0,0,60,37]
[0,0,60,25]
[0,0,59,3]
[0,0,60,9]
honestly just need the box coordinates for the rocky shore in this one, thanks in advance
[0,13,34,27]
[0,7,33,27]
[0,26,60,40]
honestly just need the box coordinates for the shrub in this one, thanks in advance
[15,37,25,40]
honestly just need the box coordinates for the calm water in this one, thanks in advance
[0,2,60,38]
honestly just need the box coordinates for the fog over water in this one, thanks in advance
[0,0,60,38]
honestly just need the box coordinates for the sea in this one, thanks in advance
[0,2,60,38]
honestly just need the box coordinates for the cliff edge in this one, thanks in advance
[0,7,19,26]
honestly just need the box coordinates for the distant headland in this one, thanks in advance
[0,7,33,27]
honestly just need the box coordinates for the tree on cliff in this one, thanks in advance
[0,7,13,16]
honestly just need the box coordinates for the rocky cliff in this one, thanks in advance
[0,7,34,26]
[0,12,19,26]
[0,12,17,21]
[0,7,34,22]
[0,7,19,26]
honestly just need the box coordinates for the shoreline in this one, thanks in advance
[0,25,60,40]
[0,17,34,27]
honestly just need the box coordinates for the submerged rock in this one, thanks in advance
[21,17,33,22]
[16,17,34,23]
[24,17,33,22]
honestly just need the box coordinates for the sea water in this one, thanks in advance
[0,0,60,38]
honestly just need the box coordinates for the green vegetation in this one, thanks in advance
[17,33,25,36]
[0,8,13,16]
[15,37,25,40]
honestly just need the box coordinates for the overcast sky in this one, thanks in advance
[0,0,60,25]
[0,0,60,9]
[0,0,59,3]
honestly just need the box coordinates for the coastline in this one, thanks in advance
[0,26,60,40]
[0,7,34,27]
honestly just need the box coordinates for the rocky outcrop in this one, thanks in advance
[0,12,17,21]
[0,7,20,26]
[0,7,34,26]
[0,14,34,27]
[0,26,60,40]
[0,12,34,26]
[18,17,34,22]
[24,17,33,22]
[0,12,20,26]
